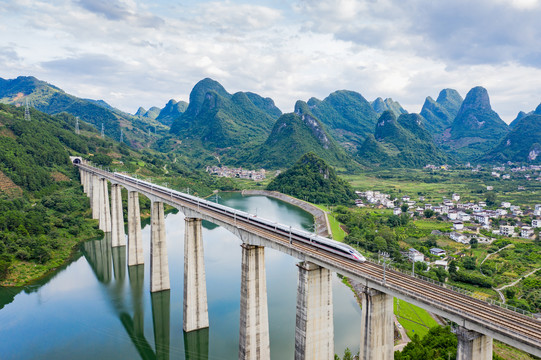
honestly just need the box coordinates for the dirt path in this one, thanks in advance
[496,267,541,291]
[481,244,512,266]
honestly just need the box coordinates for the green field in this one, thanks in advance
[413,219,452,231]
[342,168,541,207]
[394,297,439,339]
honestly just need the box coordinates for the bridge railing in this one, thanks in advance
[363,257,535,319]
[317,252,539,344]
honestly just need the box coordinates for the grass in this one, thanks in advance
[413,219,452,231]
[313,204,346,242]
[393,297,439,339]
[494,341,537,360]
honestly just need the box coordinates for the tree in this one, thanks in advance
[505,288,516,299]
[374,236,387,252]
[448,260,457,274]
[425,237,438,248]
[469,237,478,249]
[463,256,476,270]
[423,209,434,218]
[400,203,409,213]
[486,192,497,207]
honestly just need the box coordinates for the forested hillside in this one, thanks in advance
[0,103,239,285]
[266,152,355,204]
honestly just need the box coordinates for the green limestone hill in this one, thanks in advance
[483,114,541,163]
[371,97,407,118]
[442,86,509,160]
[306,90,379,149]
[250,101,351,169]
[245,92,282,119]
[155,99,188,126]
[169,78,280,148]
[266,152,355,204]
[0,76,158,148]
[509,102,541,128]
[420,89,463,135]
[357,111,448,167]
[135,106,161,121]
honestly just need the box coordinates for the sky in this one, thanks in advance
[2,0,541,122]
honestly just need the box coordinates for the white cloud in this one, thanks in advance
[0,0,539,122]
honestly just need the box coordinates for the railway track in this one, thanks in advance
[78,164,541,354]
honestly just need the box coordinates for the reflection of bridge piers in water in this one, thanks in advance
[83,237,197,360]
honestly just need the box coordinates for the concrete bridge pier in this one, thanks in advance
[111,184,126,247]
[183,218,209,332]
[294,261,333,360]
[150,201,170,292]
[98,178,112,232]
[86,171,93,199]
[127,191,144,266]
[239,244,270,360]
[80,169,87,194]
[456,326,493,360]
[91,175,100,219]
[359,287,394,360]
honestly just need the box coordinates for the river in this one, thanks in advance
[0,192,362,359]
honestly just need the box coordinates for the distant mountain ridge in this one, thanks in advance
[371,97,407,118]
[483,113,541,163]
[440,86,509,160]
[357,111,448,167]
[306,90,379,149]
[248,100,351,169]
[0,76,161,148]
[169,78,281,149]
[155,99,188,126]
[420,89,463,135]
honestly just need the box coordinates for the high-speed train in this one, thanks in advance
[111,171,366,263]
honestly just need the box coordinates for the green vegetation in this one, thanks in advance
[307,90,378,148]
[0,103,239,286]
[266,153,355,205]
[483,114,541,163]
[169,78,279,149]
[395,326,457,360]
[420,88,462,135]
[248,101,353,169]
[0,76,167,149]
[357,111,448,168]
[394,298,439,338]
[444,86,510,160]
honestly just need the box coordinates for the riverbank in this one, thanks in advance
[241,189,331,237]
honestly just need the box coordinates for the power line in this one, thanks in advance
[24,98,31,121]
[101,123,104,138]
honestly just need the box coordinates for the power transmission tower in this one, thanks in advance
[75,117,80,135]
[24,98,31,121]
[101,123,104,138]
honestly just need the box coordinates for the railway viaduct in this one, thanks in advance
[73,159,541,360]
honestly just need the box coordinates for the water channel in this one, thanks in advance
[0,192,362,359]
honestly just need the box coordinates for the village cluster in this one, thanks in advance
[424,163,541,182]
[355,190,541,245]
[206,165,266,181]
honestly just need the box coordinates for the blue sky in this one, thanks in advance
[1,0,541,122]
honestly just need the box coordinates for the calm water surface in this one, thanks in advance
[0,193,361,359]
